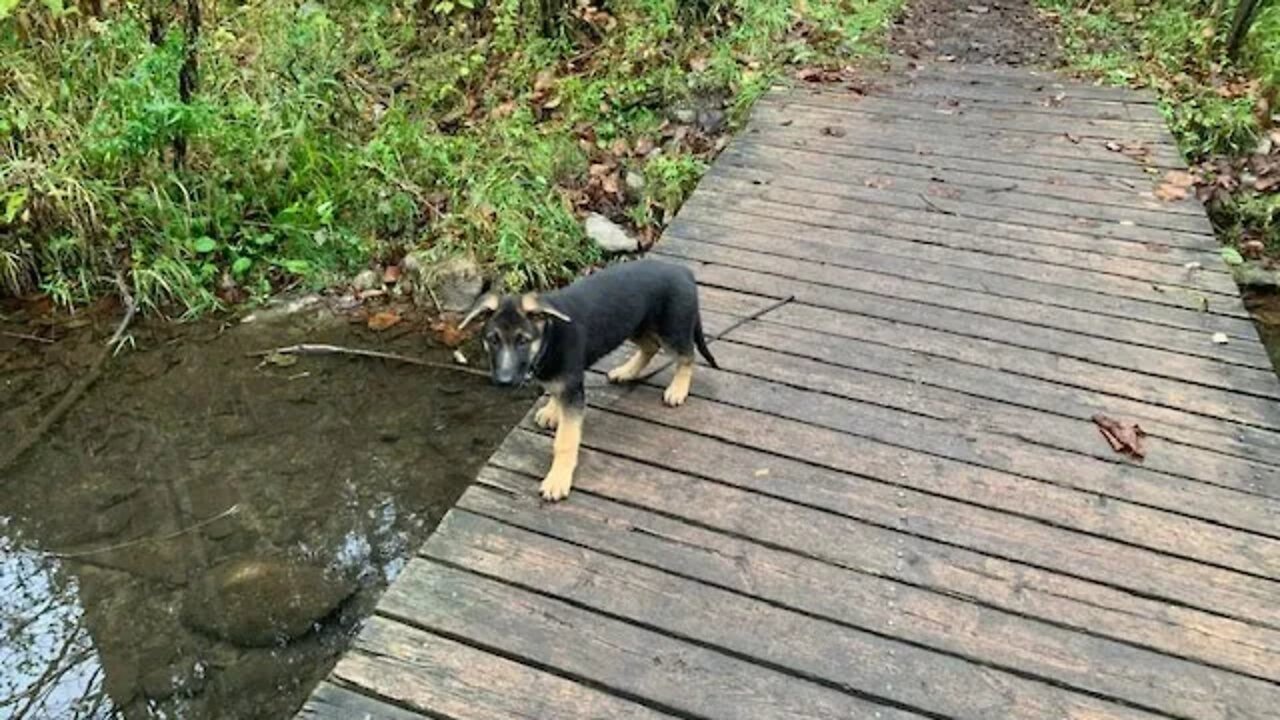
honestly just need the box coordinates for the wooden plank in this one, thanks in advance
[693,293,1280,466]
[748,104,1168,181]
[699,170,1224,260]
[771,87,1175,144]
[491,422,1280,638]
[749,299,1280,430]
[755,95,1184,168]
[684,262,1280,405]
[332,616,678,720]
[716,323,1280,493]
[463,470,1280,695]
[712,156,1213,238]
[299,682,430,720]
[429,508,1223,720]
[831,75,1164,120]
[584,364,1280,567]
[723,138,1206,219]
[879,61,1162,104]
[666,217,1262,348]
[677,191,1232,288]
[379,558,929,720]
[654,237,1268,370]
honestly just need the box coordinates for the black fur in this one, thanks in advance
[471,259,714,402]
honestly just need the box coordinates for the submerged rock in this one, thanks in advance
[182,557,355,648]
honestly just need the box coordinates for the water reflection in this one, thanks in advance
[0,307,529,719]
[0,522,111,718]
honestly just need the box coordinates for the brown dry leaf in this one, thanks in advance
[1256,174,1280,192]
[533,69,556,93]
[490,100,517,120]
[634,137,656,156]
[610,138,630,157]
[431,317,468,347]
[1091,415,1147,459]
[689,55,710,73]
[1154,170,1196,201]
[601,172,621,196]
[367,310,402,332]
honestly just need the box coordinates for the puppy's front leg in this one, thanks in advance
[534,394,560,429]
[541,384,584,502]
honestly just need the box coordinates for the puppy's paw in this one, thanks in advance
[539,468,573,502]
[534,401,560,429]
[662,383,689,407]
[606,365,633,384]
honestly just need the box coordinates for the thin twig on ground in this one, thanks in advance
[49,504,242,558]
[2,331,55,344]
[0,273,137,477]
[246,343,490,378]
[918,192,956,214]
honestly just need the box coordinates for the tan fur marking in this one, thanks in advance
[540,408,582,501]
[534,394,561,429]
[663,356,694,407]
[606,338,660,383]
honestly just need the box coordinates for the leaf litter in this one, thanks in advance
[1091,415,1147,460]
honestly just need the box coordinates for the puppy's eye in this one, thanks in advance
[485,332,499,345]
[515,334,531,347]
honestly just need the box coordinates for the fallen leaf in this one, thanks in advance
[367,310,402,331]
[1091,415,1146,459]
[490,100,517,119]
[634,137,656,156]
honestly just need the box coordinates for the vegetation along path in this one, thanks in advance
[300,59,1280,720]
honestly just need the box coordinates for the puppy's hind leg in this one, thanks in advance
[663,354,695,407]
[606,336,660,383]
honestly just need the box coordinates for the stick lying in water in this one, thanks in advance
[0,274,137,477]
[246,343,491,378]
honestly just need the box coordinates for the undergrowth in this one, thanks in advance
[1,0,899,315]
[1040,0,1280,254]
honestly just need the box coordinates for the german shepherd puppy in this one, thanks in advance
[458,259,717,501]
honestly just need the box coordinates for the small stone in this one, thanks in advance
[183,556,356,647]
[625,170,646,194]
[585,213,639,254]
[1232,260,1280,289]
[404,253,485,312]
[696,109,726,134]
[352,269,380,291]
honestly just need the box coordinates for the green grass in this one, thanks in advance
[1,0,900,314]
[1040,0,1280,252]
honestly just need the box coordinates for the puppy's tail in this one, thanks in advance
[694,319,718,368]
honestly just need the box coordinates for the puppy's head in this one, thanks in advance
[458,287,571,387]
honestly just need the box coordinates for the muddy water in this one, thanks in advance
[0,298,531,719]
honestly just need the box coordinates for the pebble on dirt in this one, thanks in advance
[585,212,640,254]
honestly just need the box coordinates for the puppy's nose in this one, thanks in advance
[492,368,518,387]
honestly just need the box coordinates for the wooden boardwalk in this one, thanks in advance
[300,63,1280,720]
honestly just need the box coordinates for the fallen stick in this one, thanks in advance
[2,331,55,344]
[246,343,490,378]
[1,274,137,476]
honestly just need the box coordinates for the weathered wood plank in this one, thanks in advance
[699,171,1224,260]
[654,237,1267,370]
[715,324,1280,492]
[492,422,1280,635]
[429,509,1239,720]
[879,61,1162,104]
[694,297,1280,465]
[299,683,430,720]
[686,263,1280,406]
[462,471,1280,694]
[753,96,1184,168]
[329,616,677,720]
[740,124,1189,199]
[753,299,1280,429]
[379,559,929,720]
[722,138,1206,218]
[771,87,1176,144]
[581,369,1280,574]
[666,217,1262,348]
[713,157,1213,238]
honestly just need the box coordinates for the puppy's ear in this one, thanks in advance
[520,293,572,324]
[458,291,500,330]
